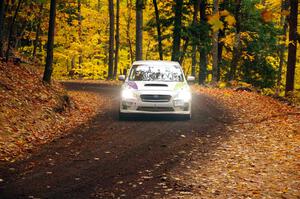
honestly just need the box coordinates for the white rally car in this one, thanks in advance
[118,60,195,120]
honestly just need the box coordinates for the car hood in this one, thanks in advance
[124,81,189,92]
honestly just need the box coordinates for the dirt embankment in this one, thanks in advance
[0,62,111,161]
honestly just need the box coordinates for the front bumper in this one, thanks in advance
[120,96,191,115]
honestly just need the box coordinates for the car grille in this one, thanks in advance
[137,106,174,112]
[140,94,171,102]
[144,84,168,87]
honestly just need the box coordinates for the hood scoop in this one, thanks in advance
[144,84,168,87]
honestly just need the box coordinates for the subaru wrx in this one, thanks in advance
[118,61,194,120]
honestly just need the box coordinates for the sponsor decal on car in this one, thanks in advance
[174,82,185,90]
[127,81,138,90]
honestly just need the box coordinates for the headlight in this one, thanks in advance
[177,90,191,101]
[121,89,135,99]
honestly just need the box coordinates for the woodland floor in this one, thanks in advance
[0,78,299,198]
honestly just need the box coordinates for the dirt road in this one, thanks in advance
[0,82,232,199]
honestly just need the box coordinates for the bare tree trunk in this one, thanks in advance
[228,0,242,81]
[136,0,143,61]
[5,0,23,62]
[277,0,288,93]
[211,0,219,82]
[113,0,120,78]
[32,3,43,61]
[171,0,183,62]
[191,0,201,76]
[126,0,133,63]
[108,0,114,79]
[43,0,56,84]
[285,0,298,96]
[0,0,5,58]
[198,0,208,84]
[153,0,163,60]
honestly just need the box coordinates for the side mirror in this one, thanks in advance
[118,75,125,81]
[187,76,195,82]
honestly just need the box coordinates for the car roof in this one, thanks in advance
[132,60,180,66]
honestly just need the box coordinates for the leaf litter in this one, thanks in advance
[162,87,299,198]
[1,63,299,198]
[0,62,113,162]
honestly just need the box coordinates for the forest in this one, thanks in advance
[0,0,299,97]
[0,0,300,198]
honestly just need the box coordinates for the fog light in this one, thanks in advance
[122,101,135,107]
[173,99,184,107]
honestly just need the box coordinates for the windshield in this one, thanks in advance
[128,65,184,82]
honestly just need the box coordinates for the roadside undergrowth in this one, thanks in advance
[0,62,107,162]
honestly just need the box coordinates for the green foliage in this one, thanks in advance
[237,0,281,88]
[1,0,298,94]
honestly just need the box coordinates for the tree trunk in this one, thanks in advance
[285,0,298,95]
[180,0,200,66]
[43,0,56,84]
[126,0,133,63]
[171,0,183,62]
[191,0,201,76]
[211,0,219,82]
[15,19,27,49]
[71,56,75,69]
[78,0,82,66]
[216,0,227,81]
[199,48,207,84]
[145,38,151,60]
[277,0,288,93]
[113,0,120,78]
[191,45,197,76]
[32,3,43,61]
[5,0,23,62]
[198,0,208,84]
[217,29,224,81]
[179,38,188,64]
[228,0,242,81]
[0,0,5,58]
[108,0,114,79]
[153,0,163,60]
[136,0,143,61]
